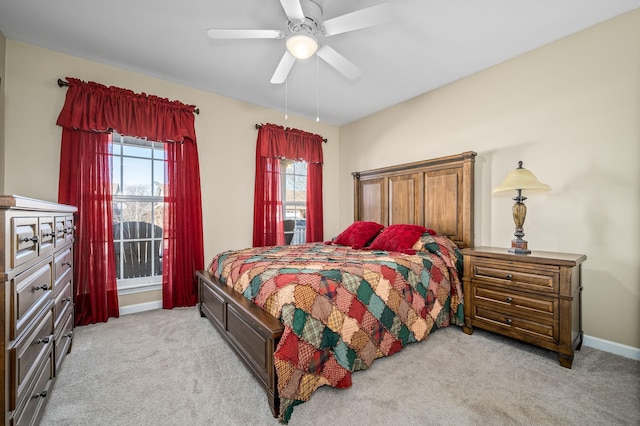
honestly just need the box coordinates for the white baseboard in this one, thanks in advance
[119,300,162,316]
[583,334,640,361]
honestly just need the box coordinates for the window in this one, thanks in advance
[282,159,307,244]
[111,133,165,294]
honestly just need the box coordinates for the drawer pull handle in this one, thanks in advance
[505,273,513,280]
[62,261,72,267]
[505,297,513,303]
[33,284,49,291]
[505,318,513,325]
[36,337,50,345]
[63,297,72,302]
[65,332,73,339]
[22,235,39,243]
[32,390,48,399]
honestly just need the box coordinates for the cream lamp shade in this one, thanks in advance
[493,161,550,254]
[492,161,551,193]
[286,34,318,59]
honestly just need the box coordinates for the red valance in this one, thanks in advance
[257,123,323,164]
[56,77,196,143]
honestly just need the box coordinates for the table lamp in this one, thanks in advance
[493,161,551,254]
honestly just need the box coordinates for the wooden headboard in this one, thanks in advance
[352,151,476,248]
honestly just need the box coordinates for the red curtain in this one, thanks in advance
[57,77,204,322]
[58,129,119,325]
[306,162,323,242]
[253,125,285,247]
[163,139,204,308]
[253,123,323,246]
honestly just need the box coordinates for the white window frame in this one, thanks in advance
[111,133,164,295]
[281,159,307,244]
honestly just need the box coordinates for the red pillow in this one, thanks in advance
[331,221,385,249]
[367,224,428,254]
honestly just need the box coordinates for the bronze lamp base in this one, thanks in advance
[509,190,531,254]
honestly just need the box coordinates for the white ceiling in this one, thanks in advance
[1,0,638,126]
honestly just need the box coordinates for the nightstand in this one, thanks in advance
[460,247,586,368]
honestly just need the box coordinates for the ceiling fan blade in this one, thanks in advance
[316,45,361,80]
[206,29,284,39]
[279,0,305,21]
[322,3,392,36]
[270,51,296,84]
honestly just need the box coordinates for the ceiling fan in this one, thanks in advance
[206,0,392,84]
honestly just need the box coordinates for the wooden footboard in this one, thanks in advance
[196,270,284,417]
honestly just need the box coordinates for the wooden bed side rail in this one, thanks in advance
[196,270,283,418]
[197,270,284,331]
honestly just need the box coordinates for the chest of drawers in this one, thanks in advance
[460,247,586,368]
[1,196,77,425]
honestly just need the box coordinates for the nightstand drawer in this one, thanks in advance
[473,306,557,343]
[473,284,557,321]
[471,259,558,293]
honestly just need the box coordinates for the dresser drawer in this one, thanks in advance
[53,279,73,330]
[54,311,74,375]
[14,349,53,426]
[10,308,54,411]
[473,284,557,322]
[54,217,66,247]
[12,259,53,340]
[62,215,75,244]
[38,217,55,257]
[12,217,39,268]
[53,247,73,290]
[471,258,558,293]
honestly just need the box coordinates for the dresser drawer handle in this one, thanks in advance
[63,297,72,303]
[65,332,73,339]
[22,235,39,243]
[505,273,513,280]
[505,297,513,303]
[505,318,513,325]
[62,261,72,267]
[36,337,50,345]
[33,284,49,291]
[32,390,48,399]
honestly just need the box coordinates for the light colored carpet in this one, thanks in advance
[40,307,640,425]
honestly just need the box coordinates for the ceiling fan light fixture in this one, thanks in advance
[286,33,318,59]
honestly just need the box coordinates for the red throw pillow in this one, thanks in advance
[331,221,385,249]
[367,224,429,254]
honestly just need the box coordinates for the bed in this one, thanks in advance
[197,151,476,422]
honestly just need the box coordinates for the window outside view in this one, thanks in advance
[111,133,165,290]
[282,160,307,244]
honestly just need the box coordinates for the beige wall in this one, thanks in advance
[340,10,640,348]
[2,41,340,307]
[0,31,6,192]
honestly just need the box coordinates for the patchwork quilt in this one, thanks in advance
[208,233,464,423]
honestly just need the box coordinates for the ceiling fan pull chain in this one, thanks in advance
[316,54,320,123]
